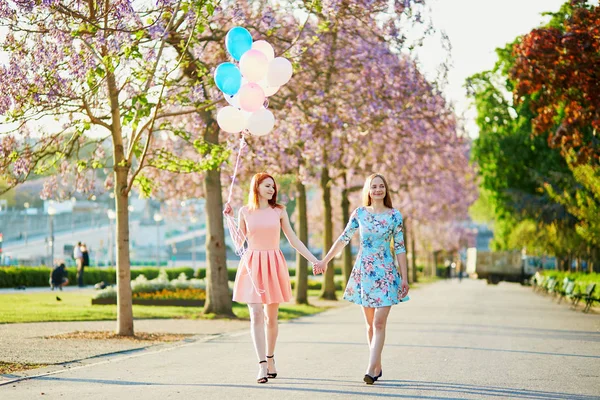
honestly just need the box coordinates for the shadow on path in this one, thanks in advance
[33,376,600,400]
[207,339,600,360]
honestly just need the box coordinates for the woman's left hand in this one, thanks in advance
[399,280,409,299]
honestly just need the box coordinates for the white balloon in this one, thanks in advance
[223,92,240,108]
[247,108,275,136]
[263,85,280,97]
[241,110,252,129]
[217,106,246,133]
[257,79,280,97]
[267,57,293,87]
[252,40,275,61]
[239,49,269,83]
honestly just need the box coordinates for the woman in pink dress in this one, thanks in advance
[224,172,319,384]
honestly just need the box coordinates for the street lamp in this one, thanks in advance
[153,212,163,267]
[23,202,30,244]
[190,216,198,270]
[107,209,116,266]
[48,205,56,267]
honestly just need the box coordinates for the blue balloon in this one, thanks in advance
[214,63,242,96]
[226,26,253,61]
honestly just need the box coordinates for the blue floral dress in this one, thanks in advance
[338,206,410,307]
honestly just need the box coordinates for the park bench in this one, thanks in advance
[531,272,545,292]
[582,284,599,313]
[534,275,551,293]
[571,283,597,312]
[556,279,575,304]
[544,277,557,296]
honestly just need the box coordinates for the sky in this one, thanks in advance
[413,0,571,138]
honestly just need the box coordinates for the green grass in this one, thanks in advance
[230,302,329,320]
[0,292,332,324]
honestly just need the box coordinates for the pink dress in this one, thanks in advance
[232,206,293,304]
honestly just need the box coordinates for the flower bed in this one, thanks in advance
[92,270,206,307]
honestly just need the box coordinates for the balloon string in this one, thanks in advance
[225,133,248,256]
[227,134,247,204]
[223,134,264,296]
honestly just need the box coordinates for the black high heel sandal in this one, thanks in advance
[364,368,382,384]
[266,355,277,378]
[374,369,383,381]
[257,360,268,384]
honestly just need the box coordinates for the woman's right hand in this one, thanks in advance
[312,260,327,275]
[223,203,234,217]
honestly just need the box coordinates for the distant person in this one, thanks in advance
[73,242,83,284]
[79,243,89,287]
[50,263,69,290]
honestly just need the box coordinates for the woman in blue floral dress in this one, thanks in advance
[314,174,409,385]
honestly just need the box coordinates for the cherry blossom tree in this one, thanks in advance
[0,0,224,335]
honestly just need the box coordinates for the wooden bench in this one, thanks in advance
[556,279,575,304]
[571,283,597,312]
[531,272,545,292]
[582,284,599,313]
[545,278,558,296]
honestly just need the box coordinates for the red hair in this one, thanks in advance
[248,172,283,210]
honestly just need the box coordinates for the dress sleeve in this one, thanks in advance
[393,211,406,255]
[338,208,360,245]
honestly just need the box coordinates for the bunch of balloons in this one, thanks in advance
[214,27,293,136]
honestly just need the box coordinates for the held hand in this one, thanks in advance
[223,203,234,217]
[311,261,321,275]
[399,280,409,299]
[312,260,326,275]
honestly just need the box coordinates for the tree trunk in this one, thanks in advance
[320,167,336,300]
[164,33,233,316]
[114,166,133,336]
[202,124,234,317]
[106,65,134,336]
[295,180,309,305]
[341,187,352,285]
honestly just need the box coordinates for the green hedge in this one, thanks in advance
[0,264,345,288]
[290,279,344,291]
[541,271,600,296]
[0,267,195,288]
[194,266,344,282]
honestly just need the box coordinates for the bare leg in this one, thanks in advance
[361,307,375,346]
[365,306,391,377]
[265,303,279,374]
[248,303,267,380]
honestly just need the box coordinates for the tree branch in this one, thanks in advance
[83,96,112,130]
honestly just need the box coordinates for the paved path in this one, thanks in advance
[2,279,600,399]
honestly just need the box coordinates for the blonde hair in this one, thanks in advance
[247,172,283,210]
[362,174,393,208]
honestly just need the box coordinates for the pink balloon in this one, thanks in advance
[239,49,269,83]
[238,83,265,112]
